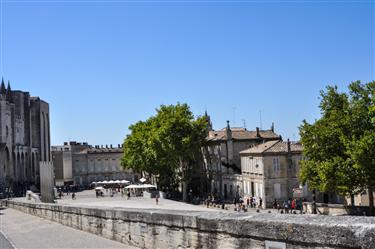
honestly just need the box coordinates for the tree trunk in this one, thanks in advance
[182,181,187,202]
[179,158,188,202]
[368,187,374,216]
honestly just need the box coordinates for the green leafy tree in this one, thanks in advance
[121,103,207,201]
[300,81,375,212]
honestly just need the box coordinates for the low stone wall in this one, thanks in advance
[303,202,371,216]
[5,199,375,249]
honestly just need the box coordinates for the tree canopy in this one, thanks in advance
[299,81,375,208]
[121,103,207,198]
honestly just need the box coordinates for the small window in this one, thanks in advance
[273,157,280,173]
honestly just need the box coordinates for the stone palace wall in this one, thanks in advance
[4,199,375,249]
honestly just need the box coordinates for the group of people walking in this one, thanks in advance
[234,196,263,212]
[273,198,304,214]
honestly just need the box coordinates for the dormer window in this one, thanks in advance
[273,157,280,172]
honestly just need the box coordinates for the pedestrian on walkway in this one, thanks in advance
[292,198,296,210]
[273,199,277,209]
[72,193,76,200]
[156,195,159,205]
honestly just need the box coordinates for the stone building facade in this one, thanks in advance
[51,141,90,186]
[202,113,280,200]
[52,142,139,187]
[0,79,51,195]
[239,139,307,208]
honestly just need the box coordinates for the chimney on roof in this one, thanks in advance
[256,127,260,137]
[226,121,232,140]
[287,139,292,173]
[271,122,274,132]
[106,144,108,149]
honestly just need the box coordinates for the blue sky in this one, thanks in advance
[1,0,374,145]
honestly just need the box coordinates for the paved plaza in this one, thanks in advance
[0,207,138,249]
[55,190,222,212]
[17,190,280,214]
[55,190,283,214]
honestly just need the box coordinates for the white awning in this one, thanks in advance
[125,184,156,189]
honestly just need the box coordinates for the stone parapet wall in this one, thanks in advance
[303,202,372,216]
[5,200,375,249]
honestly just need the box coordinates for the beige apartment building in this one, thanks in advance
[239,139,307,208]
[202,112,280,200]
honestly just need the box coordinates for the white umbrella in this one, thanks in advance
[95,187,104,190]
[108,180,115,184]
[121,180,130,184]
[97,181,103,184]
[139,178,146,183]
[102,180,109,184]
[142,184,157,189]
[91,182,97,185]
[114,180,121,184]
